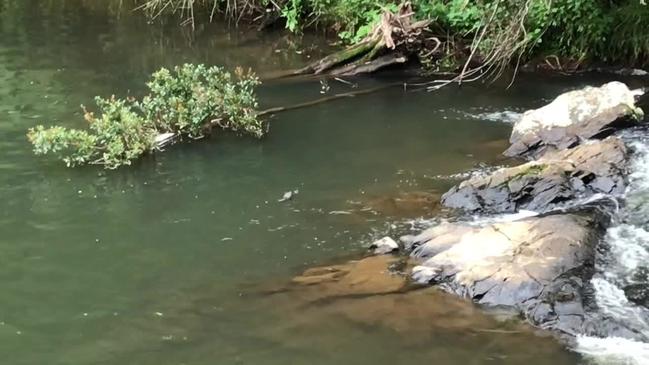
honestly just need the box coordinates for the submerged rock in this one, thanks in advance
[505,82,643,158]
[411,211,609,335]
[289,255,409,297]
[265,255,567,349]
[441,137,628,213]
[357,190,441,218]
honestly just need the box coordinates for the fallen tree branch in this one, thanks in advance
[258,83,400,117]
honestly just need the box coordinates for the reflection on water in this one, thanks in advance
[0,1,640,365]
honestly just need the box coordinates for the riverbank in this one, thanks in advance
[6,1,647,76]
[135,0,649,74]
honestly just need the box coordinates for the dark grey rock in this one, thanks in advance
[441,137,628,213]
[624,283,649,307]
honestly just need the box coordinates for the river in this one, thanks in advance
[0,1,646,364]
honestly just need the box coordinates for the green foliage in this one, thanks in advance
[28,97,156,168]
[332,3,399,43]
[605,2,649,65]
[282,0,302,32]
[536,0,611,58]
[28,126,101,168]
[277,0,398,43]
[136,0,649,66]
[414,0,648,66]
[415,0,483,34]
[28,64,263,169]
[140,64,262,138]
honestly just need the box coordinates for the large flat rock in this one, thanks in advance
[411,212,608,335]
[441,136,628,213]
[505,81,642,158]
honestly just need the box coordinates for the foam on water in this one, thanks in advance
[576,134,649,364]
[576,336,649,365]
[468,110,524,124]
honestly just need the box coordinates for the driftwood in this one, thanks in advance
[258,83,399,116]
[295,39,381,75]
[332,54,408,76]
[290,2,434,77]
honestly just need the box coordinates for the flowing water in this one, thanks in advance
[1,1,648,364]
[575,132,649,364]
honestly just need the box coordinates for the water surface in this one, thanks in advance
[0,2,637,364]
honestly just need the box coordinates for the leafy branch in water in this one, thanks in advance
[27,64,262,169]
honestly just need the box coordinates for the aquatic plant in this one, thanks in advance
[28,64,262,169]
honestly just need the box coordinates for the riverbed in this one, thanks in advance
[0,2,646,364]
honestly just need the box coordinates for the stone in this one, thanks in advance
[369,236,399,255]
[290,255,408,296]
[505,82,643,158]
[410,211,609,335]
[441,137,628,213]
[624,283,649,307]
[358,190,441,218]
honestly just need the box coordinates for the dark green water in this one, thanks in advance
[0,2,629,364]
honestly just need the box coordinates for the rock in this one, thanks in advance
[410,211,609,335]
[505,82,643,158]
[409,222,475,255]
[441,137,628,213]
[289,255,409,297]
[356,190,441,218]
[278,189,299,202]
[369,236,399,255]
[624,283,649,307]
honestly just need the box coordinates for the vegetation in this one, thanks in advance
[138,0,649,68]
[28,64,262,169]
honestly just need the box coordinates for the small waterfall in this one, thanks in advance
[577,135,649,364]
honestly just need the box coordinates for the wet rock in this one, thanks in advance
[505,82,643,158]
[410,211,608,335]
[369,236,399,255]
[624,283,649,307]
[441,137,628,213]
